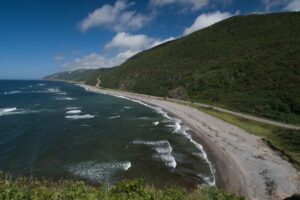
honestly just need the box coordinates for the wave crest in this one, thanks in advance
[65,114,95,119]
[68,161,131,182]
[66,110,82,114]
[133,140,177,168]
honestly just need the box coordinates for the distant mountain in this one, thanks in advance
[45,12,300,124]
[44,68,112,83]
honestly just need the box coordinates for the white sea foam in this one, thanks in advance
[170,118,215,185]
[0,108,17,114]
[124,106,132,109]
[116,96,172,122]
[116,94,215,184]
[45,88,67,95]
[56,97,76,101]
[154,107,172,120]
[138,117,151,120]
[114,95,155,109]
[0,107,38,116]
[153,154,177,168]
[133,140,169,146]
[80,85,215,184]
[3,91,22,95]
[38,83,45,86]
[66,110,82,114]
[197,173,215,186]
[81,85,89,91]
[133,140,177,168]
[65,114,95,119]
[109,115,121,120]
[68,161,131,182]
[66,107,80,110]
[153,121,160,126]
[47,88,61,93]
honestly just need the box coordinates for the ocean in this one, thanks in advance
[0,80,214,188]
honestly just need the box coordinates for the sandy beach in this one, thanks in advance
[80,84,300,200]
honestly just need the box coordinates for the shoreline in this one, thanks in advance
[79,84,300,200]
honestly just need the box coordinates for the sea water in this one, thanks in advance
[0,80,214,187]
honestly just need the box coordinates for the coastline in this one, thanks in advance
[78,84,300,200]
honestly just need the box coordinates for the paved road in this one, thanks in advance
[165,98,300,130]
[193,102,300,130]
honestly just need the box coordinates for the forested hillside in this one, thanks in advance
[46,12,300,124]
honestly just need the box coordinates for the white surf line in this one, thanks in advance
[66,110,82,114]
[109,115,121,120]
[79,84,216,186]
[67,161,131,182]
[65,114,94,119]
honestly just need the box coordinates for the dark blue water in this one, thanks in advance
[0,80,214,187]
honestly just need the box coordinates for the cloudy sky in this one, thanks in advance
[0,0,299,79]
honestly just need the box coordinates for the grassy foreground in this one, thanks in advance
[0,174,244,200]
[195,106,300,169]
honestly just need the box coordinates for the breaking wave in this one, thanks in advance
[56,97,76,101]
[65,114,95,119]
[66,110,82,114]
[171,118,215,185]
[133,140,177,168]
[0,107,17,114]
[0,107,38,116]
[46,88,67,95]
[66,107,80,110]
[68,161,131,182]
[109,115,121,120]
[153,121,160,126]
[3,91,22,95]
[78,86,215,185]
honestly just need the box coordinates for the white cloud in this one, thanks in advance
[284,0,300,11]
[106,32,176,50]
[62,33,176,71]
[261,0,300,11]
[183,11,232,35]
[79,0,151,32]
[62,50,141,71]
[150,0,209,10]
[63,53,115,71]
[115,49,140,61]
[150,36,177,47]
[105,32,154,50]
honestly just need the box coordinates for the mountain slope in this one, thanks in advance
[46,12,300,124]
[96,12,300,124]
[44,68,112,83]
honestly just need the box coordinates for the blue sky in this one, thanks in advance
[0,0,299,79]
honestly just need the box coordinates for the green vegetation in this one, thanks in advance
[45,12,300,124]
[84,12,299,124]
[44,11,300,170]
[44,69,98,82]
[195,105,300,169]
[44,68,112,83]
[0,174,244,200]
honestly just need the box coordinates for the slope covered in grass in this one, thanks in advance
[0,175,244,200]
